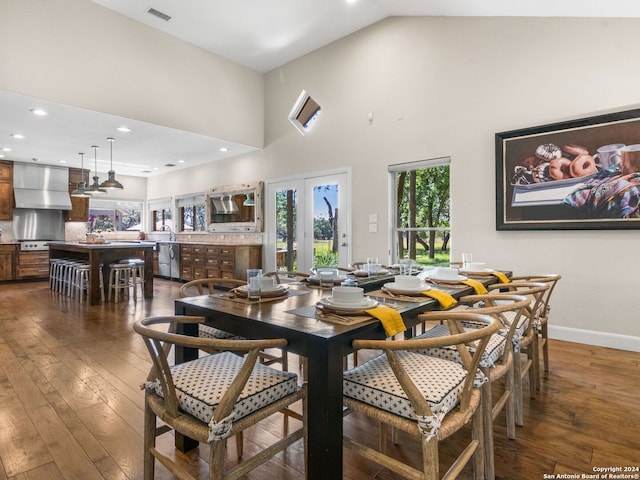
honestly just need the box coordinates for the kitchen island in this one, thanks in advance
[48,241,155,305]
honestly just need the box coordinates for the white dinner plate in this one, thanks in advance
[426,273,468,283]
[382,282,432,294]
[236,284,288,297]
[308,274,347,284]
[317,296,378,311]
[352,268,391,277]
[460,268,494,276]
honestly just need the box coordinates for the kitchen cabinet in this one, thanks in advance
[0,161,13,220]
[68,167,90,221]
[0,244,16,280]
[17,250,49,279]
[180,244,261,281]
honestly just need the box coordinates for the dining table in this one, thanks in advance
[174,270,508,480]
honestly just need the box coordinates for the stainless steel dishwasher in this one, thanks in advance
[157,242,180,279]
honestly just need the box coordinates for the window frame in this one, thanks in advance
[388,157,451,266]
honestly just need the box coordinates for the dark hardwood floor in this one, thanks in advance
[0,278,638,479]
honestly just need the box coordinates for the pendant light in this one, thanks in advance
[243,192,255,206]
[71,152,92,197]
[86,145,107,194]
[99,137,124,189]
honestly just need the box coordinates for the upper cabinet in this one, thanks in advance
[0,161,13,220]
[68,167,90,222]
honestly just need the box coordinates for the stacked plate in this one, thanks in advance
[424,271,468,284]
[317,296,378,313]
[235,284,289,298]
[308,274,348,285]
[382,281,431,295]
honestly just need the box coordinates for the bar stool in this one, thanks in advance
[108,263,131,302]
[49,258,65,291]
[70,263,91,303]
[119,258,145,300]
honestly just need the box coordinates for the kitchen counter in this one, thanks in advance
[48,241,154,304]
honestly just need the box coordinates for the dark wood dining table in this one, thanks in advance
[174,273,506,479]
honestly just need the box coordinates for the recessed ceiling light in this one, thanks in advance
[2,147,11,152]
[178,159,185,164]
[117,126,131,133]
[59,160,66,164]
[31,108,48,116]
[219,147,228,152]
[11,133,25,139]
[0,155,4,158]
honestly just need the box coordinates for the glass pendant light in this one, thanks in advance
[243,192,255,206]
[86,145,107,194]
[99,137,124,189]
[71,152,92,197]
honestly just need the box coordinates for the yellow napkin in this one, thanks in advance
[421,290,458,309]
[491,271,510,283]
[461,279,488,294]
[365,306,406,337]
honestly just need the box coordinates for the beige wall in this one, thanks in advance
[2,3,636,348]
[151,16,640,349]
[0,0,264,148]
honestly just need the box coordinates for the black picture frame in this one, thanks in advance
[496,108,640,230]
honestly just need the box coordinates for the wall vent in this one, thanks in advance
[147,8,171,21]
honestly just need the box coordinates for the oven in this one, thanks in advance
[19,240,51,251]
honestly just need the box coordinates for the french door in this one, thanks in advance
[265,170,350,274]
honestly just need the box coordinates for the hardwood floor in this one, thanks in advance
[0,278,638,479]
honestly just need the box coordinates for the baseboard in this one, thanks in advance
[549,325,640,352]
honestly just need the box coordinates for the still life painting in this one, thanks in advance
[496,108,640,230]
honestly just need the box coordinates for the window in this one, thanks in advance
[148,198,173,232]
[288,90,321,135]
[88,198,143,232]
[389,158,450,266]
[176,193,206,232]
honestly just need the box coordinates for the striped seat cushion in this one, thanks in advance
[149,351,299,425]
[343,351,485,437]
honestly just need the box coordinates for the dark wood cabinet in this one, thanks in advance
[180,243,261,281]
[68,167,90,221]
[0,161,13,220]
[17,250,49,279]
[0,244,16,281]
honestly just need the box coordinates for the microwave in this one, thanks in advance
[206,181,263,233]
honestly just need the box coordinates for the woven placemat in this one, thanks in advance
[211,288,311,305]
[285,305,373,326]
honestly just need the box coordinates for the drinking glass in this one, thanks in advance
[319,271,335,289]
[246,268,262,301]
[398,258,413,275]
[462,253,473,269]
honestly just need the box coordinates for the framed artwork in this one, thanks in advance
[496,108,640,230]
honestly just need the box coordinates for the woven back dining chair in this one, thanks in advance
[342,310,500,480]
[134,315,307,480]
[508,273,561,386]
[485,281,550,426]
[416,293,530,480]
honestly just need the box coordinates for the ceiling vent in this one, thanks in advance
[165,163,176,167]
[147,8,171,21]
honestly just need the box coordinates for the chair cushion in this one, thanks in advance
[199,324,246,341]
[150,351,299,426]
[413,323,506,368]
[343,351,483,430]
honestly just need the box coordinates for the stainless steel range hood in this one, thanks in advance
[13,163,72,210]
[211,194,240,214]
